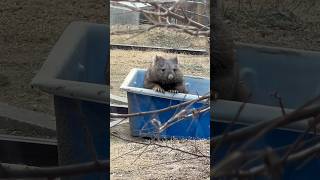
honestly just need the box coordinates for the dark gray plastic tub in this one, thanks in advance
[214,42,320,179]
[31,21,108,180]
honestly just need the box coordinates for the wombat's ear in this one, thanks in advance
[153,55,164,66]
[171,56,178,64]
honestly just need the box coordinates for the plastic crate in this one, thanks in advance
[121,68,210,139]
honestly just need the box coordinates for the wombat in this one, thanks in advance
[144,55,188,94]
[211,6,250,102]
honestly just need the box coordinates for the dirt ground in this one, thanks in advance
[0,0,107,116]
[110,120,210,180]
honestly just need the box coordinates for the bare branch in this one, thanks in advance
[111,95,209,118]
[0,160,108,179]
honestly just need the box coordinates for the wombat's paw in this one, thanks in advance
[153,85,165,93]
[168,89,179,93]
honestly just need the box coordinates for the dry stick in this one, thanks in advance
[137,144,162,157]
[212,150,262,177]
[180,6,191,24]
[168,0,184,12]
[295,153,318,170]
[154,22,200,30]
[220,122,314,178]
[212,94,320,145]
[119,145,165,169]
[141,11,165,27]
[281,114,320,162]
[237,141,320,177]
[238,94,320,151]
[140,19,209,37]
[112,0,209,30]
[141,156,207,169]
[111,1,210,37]
[214,110,320,177]
[110,1,167,16]
[159,105,210,133]
[271,91,286,115]
[111,95,209,118]
[213,94,251,153]
[214,135,320,179]
[110,29,147,35]
[158,95,191,133]
[215,92,287,176]
[132,144,152,164]
[110,117,128,128]
[111,132,209,158]
[178,8,209,19]
[111,143,150,161]
[0,161,108,179]
[159,5,209,30]
[236,135,320,176]
[112,0,207,6]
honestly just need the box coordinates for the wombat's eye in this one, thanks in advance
[173,68,177,72]
[161,68,165,72]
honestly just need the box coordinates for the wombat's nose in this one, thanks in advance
[168,74,174,80]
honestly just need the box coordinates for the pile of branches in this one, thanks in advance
[110,0,210,37]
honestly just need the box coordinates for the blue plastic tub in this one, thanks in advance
[213,42,320,179]
[31,22,108,180]
[121,68,210,139]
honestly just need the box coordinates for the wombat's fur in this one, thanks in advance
[211,7,250,102]
[144,55,187,93]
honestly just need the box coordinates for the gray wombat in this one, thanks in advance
[211,8,250,102]
[144,55,187,94]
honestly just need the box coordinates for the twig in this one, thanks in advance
[271,91,286,116]
[0,161,108,179]
[111,132,209,158]
[111,95,209,118]
[212,94,320,145]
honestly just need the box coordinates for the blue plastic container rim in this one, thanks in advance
[31,21,108,105]
[213,99,316,134]
[120,68,209,103]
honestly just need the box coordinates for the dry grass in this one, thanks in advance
[111,25,209,50]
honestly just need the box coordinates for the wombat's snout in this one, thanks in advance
[168,74,174,80]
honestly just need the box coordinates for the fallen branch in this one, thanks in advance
[0,160,108,179]
[111,132,209,158]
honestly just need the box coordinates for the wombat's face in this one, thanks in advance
[152,55,182,82]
